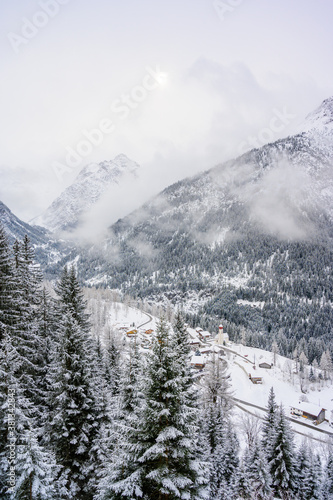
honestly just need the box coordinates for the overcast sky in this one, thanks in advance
[1,0,333,221]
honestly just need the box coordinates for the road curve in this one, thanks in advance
[137,312,153,329]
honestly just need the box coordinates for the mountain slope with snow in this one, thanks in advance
[0,200,48,245]
[32,154,139,232]
[0,199,75,271]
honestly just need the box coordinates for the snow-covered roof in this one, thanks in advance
[187,328,199,340]
[212,345,223,353]
[292,402,326,415]
[190,355,206,365]
[200,345,223,354]
[199,347,211,353]
[199,331,211,337]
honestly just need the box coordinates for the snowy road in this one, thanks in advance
[137,312,153,329]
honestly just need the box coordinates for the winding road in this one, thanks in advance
[137,311,153,329]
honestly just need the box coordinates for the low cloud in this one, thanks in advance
[207,153,328,241]
[59,166,168,245]
[237,159,317,239]
[127,235,160,260]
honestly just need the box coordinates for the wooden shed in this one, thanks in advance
[249,373,263,384]
[259,362,272,369]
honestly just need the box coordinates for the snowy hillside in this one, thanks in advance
[0,199,74,269]
[31,154,139,232]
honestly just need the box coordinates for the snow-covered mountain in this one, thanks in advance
[32,154,139,232]
[102,96,333,252]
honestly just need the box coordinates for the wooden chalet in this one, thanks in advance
[189,339,201,351]
[290,402,326,424]
[248,373,263,384]
[198,330,211,341]
[190,355,206,370]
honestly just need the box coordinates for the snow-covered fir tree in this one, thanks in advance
[86,335,114,495]
[54,265,90,333]
[1,322,59,499]
[103,328,121,398]
[245,440,273,500]
[236,452,251,500]
[269,405,296,498]
[11,392,59,500]
[200,349,238,498]
[46,267,104,499]
[0,224,16,342]
[261,387,278,466]
[97,336,144,499]
[38,287,59,434]
[323,448,333,500]
[1,231,59,498]
[294,443,322,500]
[10,236,46,425]
[310,453,323,500]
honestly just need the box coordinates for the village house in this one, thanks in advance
[235,359,264,384]
[126,329,137,336]
[259,362,273,369]
[190,355,206,370]
[189,339,201,351]
[200,345,225,356]
[198,330,211,341]
[290,402,326,424]
[248,371,263,384]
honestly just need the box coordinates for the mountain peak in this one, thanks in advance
[114,153,132,163]
[77,154,139,180]
[32,154,140,232]
[301,96,333,133]
[112,154,140,171]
